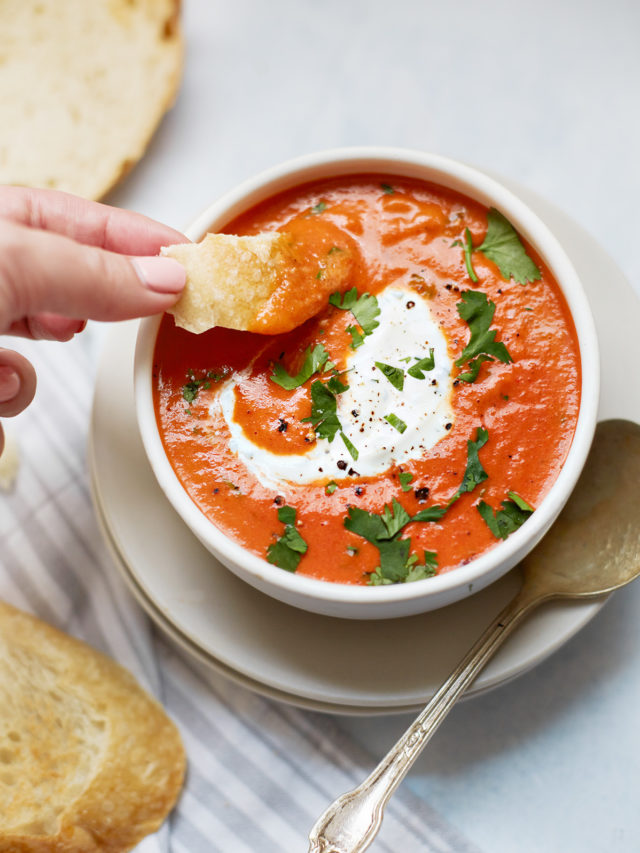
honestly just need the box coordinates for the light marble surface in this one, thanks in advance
[103,1,640,850]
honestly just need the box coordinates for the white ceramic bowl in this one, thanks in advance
[135,147,599,619]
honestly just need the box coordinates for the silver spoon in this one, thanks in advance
[308,419,640,853]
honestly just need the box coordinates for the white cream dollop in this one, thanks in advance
[217,287,454,493]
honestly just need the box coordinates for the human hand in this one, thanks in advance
[0,186,187,456]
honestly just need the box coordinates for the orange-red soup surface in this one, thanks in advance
[153,175,581,586]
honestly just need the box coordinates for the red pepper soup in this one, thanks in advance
[153,175,581,586]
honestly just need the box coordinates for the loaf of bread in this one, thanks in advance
[0,0,183,200]
[0,601,185,851]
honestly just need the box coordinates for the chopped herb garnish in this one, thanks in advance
[411,426,490,520]
[455,291,512,382]
[316,268,324,279]
[345,500,437,585]
[384,413,407,433]
[347,325,366,349]
[330,288,380,349]
[327,374,349,395]
[302,380,342,442]
[346,545,358,555]
[325,481,338,495]
[478,491,534,540]
[452,427,489,500]
[407,349,435,379]
[310,201,327,215]
[477,208,542,284]
[375,361,405,390]
[398,471,413,492]
[381,183,395,194]
[411,505,447,522]
[340,431,359,460]
[266,505,308,572]
[271,344,329,390]
[181,367,229,402]
[182,384,199,403]
[405,550,438,582]
[463,227,479,283]
[328,245,342,255]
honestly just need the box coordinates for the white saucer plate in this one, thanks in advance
[89,181,640,714]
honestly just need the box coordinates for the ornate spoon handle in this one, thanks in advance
[308,587,542,853]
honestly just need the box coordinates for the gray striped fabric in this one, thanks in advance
[0,326,481,852]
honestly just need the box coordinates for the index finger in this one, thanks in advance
[0,186,188,255]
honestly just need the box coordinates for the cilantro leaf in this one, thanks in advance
[454,427,489,499]
[327,375,349,395]
[455,290,512,381]
[266,505,308,572]
[277,505,296,525]
[398,471,413,492]
[381,183,395,194]
[407,349,435,379]
[478,491,534,540]
[340,431,359,460]
[280,525,308,553]
[379,498,412,540]
[410,427,490,522]
[477,208,542,285]
[182,381,200,403]
[375,362,405,390]
[344,506,387,544]
[330,288,381,348]
[412,505,447,522]
[384,413,407,433]
[373,538,412,583]
[325,481,338,495]
[301,380,342,442]
[347,325,365,349]
[266,539,302,572]
[345,500,439,585]
[463,227,479,283]
[310,201,327,215]
[405,550,438,582]
[270,344,329,390]
[181,367,229,402]
[507,491,534,511]
[457,354,494,383]
[350,291,381,336]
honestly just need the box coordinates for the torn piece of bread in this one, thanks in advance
[0,0,183,200]
[163,222,355,335]
[0,601,185,852]
[163,232,289,334]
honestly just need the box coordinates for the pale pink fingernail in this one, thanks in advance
[0,367,20,403]
[131,257,186,294]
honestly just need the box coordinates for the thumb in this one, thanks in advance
[0,219,185,331]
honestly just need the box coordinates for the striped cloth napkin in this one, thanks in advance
[0,324,480,852]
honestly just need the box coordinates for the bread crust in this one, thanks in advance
[0,601,185,851]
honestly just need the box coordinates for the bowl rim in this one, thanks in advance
[134,146,599,611]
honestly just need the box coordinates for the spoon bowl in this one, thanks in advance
[309,419,640,853]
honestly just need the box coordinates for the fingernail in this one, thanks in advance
[74,320,87,334]
[0,367,20,403]
[131,257,186,294]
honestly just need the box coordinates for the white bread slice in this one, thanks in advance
[0,601,185,851]
[163,231,289,334]
[0,0,183,200]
